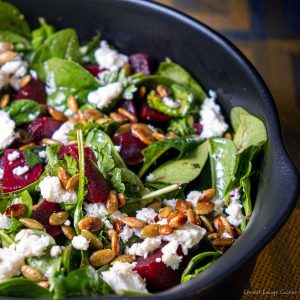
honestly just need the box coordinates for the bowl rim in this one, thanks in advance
[3,0,299,299]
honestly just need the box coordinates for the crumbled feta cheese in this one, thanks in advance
[0,111,16,150]
[119,225,134,243]
[186,191,202,207]
[12,166,29,176]
[52,122,74,145]
[213,198,224,215]
[163,223,206,255]
[39,176,77,204]
[199,90,228,139]
[136,208,157,223]
[87,82,123,109]
[0,168,3,180]
[7,150,20,162]
[71,235,89,250]
[161,241,183,270]
[38,150,47,159]
[145,173,156,182]
[155,258,162,263]
[50,245,62,258]
[162,199,177,209]
[162,97,182,108]
[127,238,161,258]
[0,245,25,281]
[0,213,12,229]
[225,189,244,226]
[15,229,51,258]
[114,145,121,152]
[0,54,28,90]
[102,262,147,294]
[63,219,71,226]
[95,41,128,71]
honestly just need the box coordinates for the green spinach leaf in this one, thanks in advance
[23,148,43,167]
[80,31,101,64]
[31,18,55,50]
[4,99,40,126]
[167,115,194,137]
[0,30,31,51]
[0,2,31,38]
[64,154,78,176]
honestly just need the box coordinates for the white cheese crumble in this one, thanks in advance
[39,176,77,204]
[52,121,74,145]
[162,96,182,109]
[0,54,28,90]
[12,166,29,176]
[119,225,134,243]
[199,90,228,139]
[0,168,3,180]
[186,191,202,207]
[161,241,183,270]
[15,229,51,258]
[102,262,147,294]
[127,237,161,258]
[87,82,123,109]
[0,245,25,281]
[50,245,62,258]
[95,40,128,71]
[71,235,89,250]
[145,173,156,182]
[7,150,20,162]
[0,110,16,150]
[38,150,47,159]
[0,213,12,229]
[213,198,225,215]
[63,219,71,226]
[114,145,121,153]
[135,208,157,223]
[225,189,244,226]
[162,199,177,209]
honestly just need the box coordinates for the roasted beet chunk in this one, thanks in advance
[27,117,63,142]
[111,132,146,166]
[14,77,46,104]
[59,145,110,203]
[129,53,151,75]
[85,65,102,77]
[31,200,62,238]
[134,245,189,292]
[2,149,43,193]
[140,103,170,123]
[193,122,202,135]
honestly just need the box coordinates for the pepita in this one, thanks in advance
[176,199,192,213]
[67,95,79,113]
[109,112,128,124]
[61,225,76,240]
[21,265,43,282]
[48,105,67,122]
[19,74,31,88]
[141,224,160,238]
[57,167,70,189]
[49,211,69,226]
[0,94,10,108]
[106,191,119,214]
[0,50,16,65]
[5,203,27,218]
[159,224,173,235]
[65,173,79,192]
[89,249,115,267]
[117,192,126,208]
[113,255,136,264]
[158,206,173,219]
[195,202,214,215]
[120,217,147,228]
[78,216,102,232]
[81,229,103,250]
[117,108,138,123]
[19,218,44,230]
[167,211,187,228]
[199,188,216,202]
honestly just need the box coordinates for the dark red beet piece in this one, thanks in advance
[120,100,137,116]
[85,65,102,77]
[2,149,43,193]
[134,245,189,292]
[58,145,110,203]
[129,53,151,75]
[27,117,63,142]
[140,104,170,123]
[193,122,203,135]
[31,200,62,238]
[14,77,46,104]
[111,132,146,166]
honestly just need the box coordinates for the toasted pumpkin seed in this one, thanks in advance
[212,237,234,247]
[0,41,14,52]
[158,206,173,218]
[120,217,147,228]
[19,142,36,151]
[21,265,43,282]
[65,173,79,192]
[106,191,119,214]
[152,132,166,141]
[67,95,79,113]
[89,249,115,267]
[61,225,76,240]
[117,107,138,123]
[78,217,102,232]
[42,138,63,146]
[141,224,161,238]
[117,192,126,208]
[115,123,132,134]
[19,218,44,230]
[156,84,169,98]
[57,167,70,189]
[199,188,216,202]
[167,211,187,228]
[0,94,10,108]
[159,224,174,235]
[113,255,136,264]
[186,208,201,225]
[49,211,69,226]
[109,112,128,124]
[108,229,119,254]
[19,74,31,88]
[176,199,192,213]
[37,281,49,289]
[138,86,146,98]
[48,105,67,122]
[199,216,214,233]
[195,202,214,215]
[5,203,27,218]
[0,51,16,65]
[81,229,103,250]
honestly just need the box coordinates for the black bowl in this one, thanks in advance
[6,0,299,299]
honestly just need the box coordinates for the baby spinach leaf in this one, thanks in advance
[139,136,202,177]
[149,141,208,185]
[230,107,249,132]
[23,148,43,167]
[0,278,52,298]
[208,138,236,198]
[232,109,267,155]
[31,29,80,74]
[181,251,220,283]
[31,18,55,50]
[0,30,31,51]
[157,61,207,102]
[167,115,194,137]
[0,229,15,246]
[43,57,99,92]
[0,2,31,39]
[4,99,40,126]
[80,31,101,64]
[64,154,78,176]
[147,83,194,117]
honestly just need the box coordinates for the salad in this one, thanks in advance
[0,2,267,298]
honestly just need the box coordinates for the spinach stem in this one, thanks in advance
[139,183,181,201]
